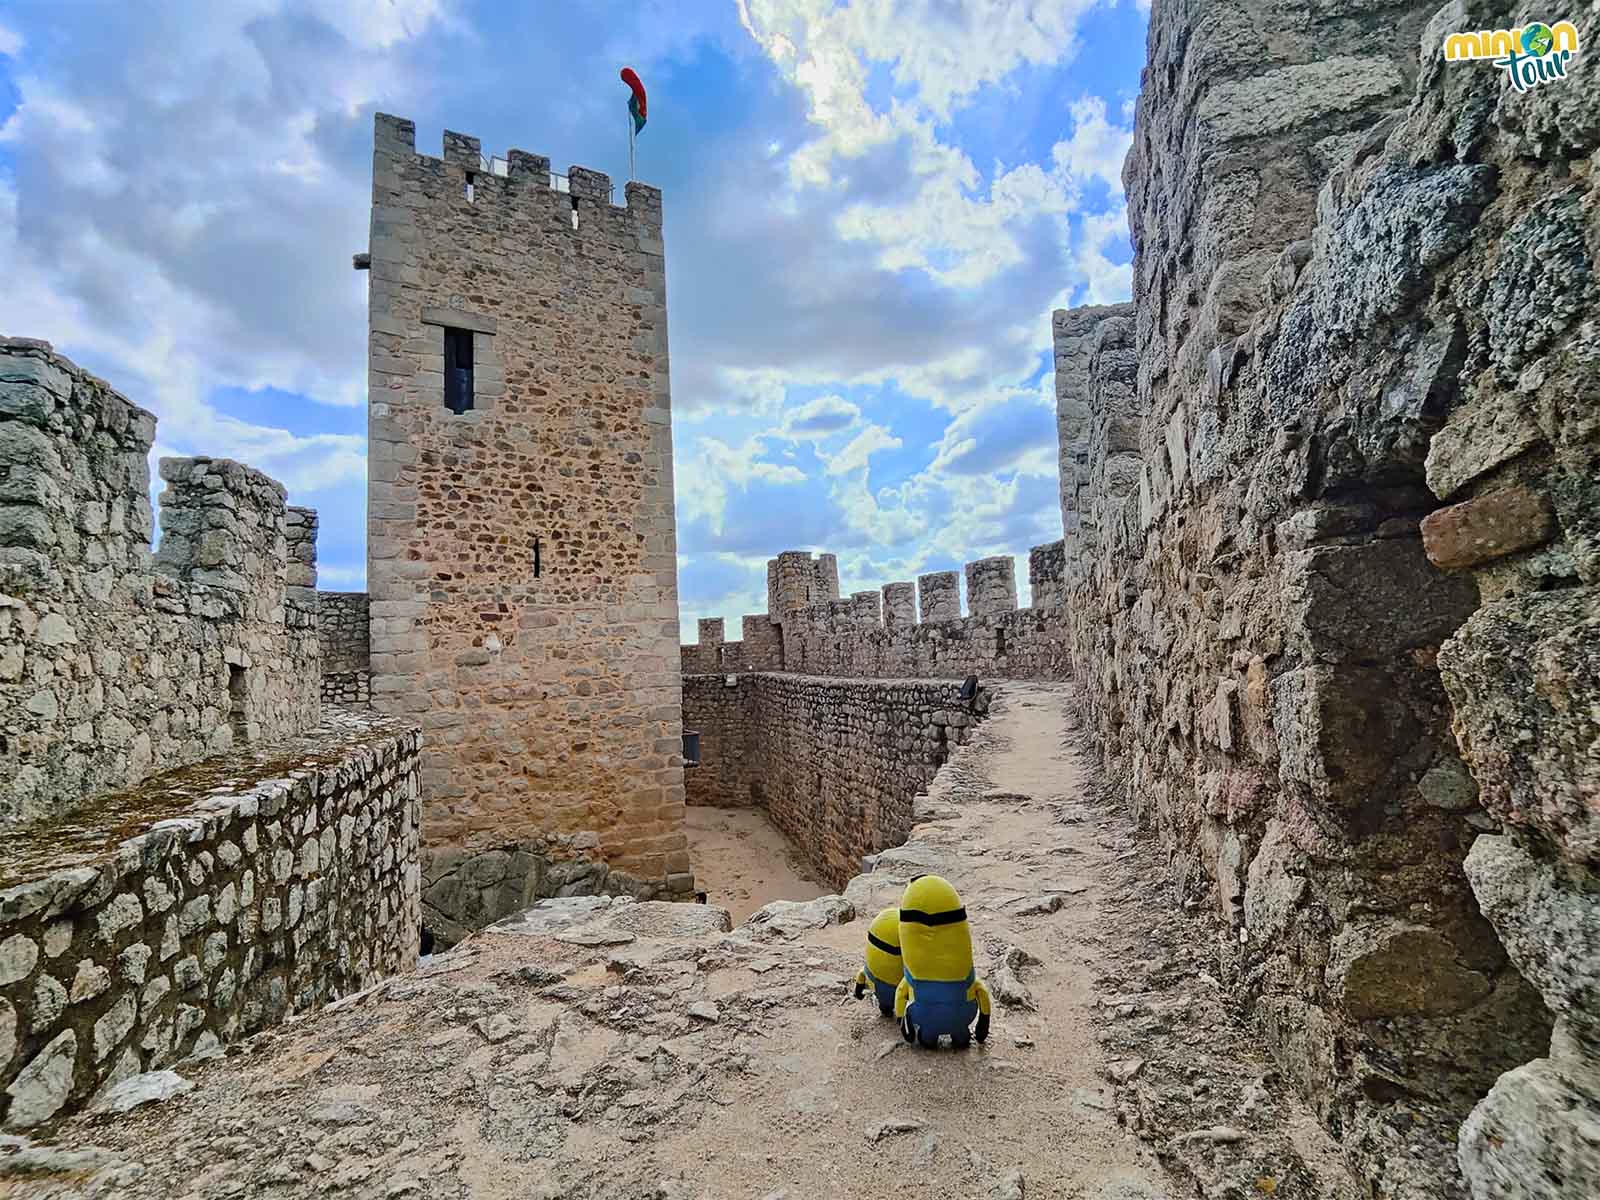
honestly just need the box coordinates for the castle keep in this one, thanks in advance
[363,116,692,940]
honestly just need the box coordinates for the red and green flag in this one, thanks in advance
[621,67,647,134]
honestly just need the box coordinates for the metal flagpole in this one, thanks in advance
[629,115,636,181]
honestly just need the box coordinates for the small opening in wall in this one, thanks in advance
[570,194,579,230]
[465,171,476,202]
[996,627,1007,657]
[228,663,248,744]
[533,536,542,578]
[444,327,474,414]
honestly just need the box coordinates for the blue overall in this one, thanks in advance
[863,967,898,1015]
[904,966,978,1045]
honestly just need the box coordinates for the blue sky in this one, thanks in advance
[0,0,1145,641]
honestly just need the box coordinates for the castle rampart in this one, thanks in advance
[0,713,418,1128]
[362,115,691,940]
[1054,2,1599,1194]
[682,545,1070,683]
[681,672,987,888]
[318,591,371,706]
[0,337,420,1130]
[0,340,320,828]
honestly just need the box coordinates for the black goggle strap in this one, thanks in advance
[867,931,902,955]
[898,906,967,927]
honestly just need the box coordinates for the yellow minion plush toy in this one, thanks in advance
[894,874,992,1049]
[853,907,903,1016]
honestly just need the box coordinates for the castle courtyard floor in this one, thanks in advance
[2,685,1360,1200]
[686,805,827,925]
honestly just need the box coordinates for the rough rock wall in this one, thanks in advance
[1058,2,1598,1196]
[681,546,1071,682]
[680,672,986,887]
[1418,9,1599,1193]
[364,115,691,937]
[317,591,371,706]
[0,710,419,1129]
[0,339,320,828]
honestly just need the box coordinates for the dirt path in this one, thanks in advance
[2,684,1357,1200]
[686,805,826,924]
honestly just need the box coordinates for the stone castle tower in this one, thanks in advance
[363,114,691,939]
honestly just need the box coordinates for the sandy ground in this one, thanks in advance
[686,805,826,924]
[1,684,1359,1200]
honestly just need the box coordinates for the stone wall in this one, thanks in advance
[318,591,371,706]
[680,674,751,809]
[680,672,987,888]
[0,710,419,1129]
[1056,3,1597,1196]
[681,547,1071,682]
[0,339,321,829]
[284,506,318,602]
[364,115,691,940]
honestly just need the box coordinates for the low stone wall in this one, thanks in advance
[317,591,371,707]
[0,710,420,1129]
[682,672,987,887]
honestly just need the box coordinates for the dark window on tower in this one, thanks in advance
[444,327,474,414]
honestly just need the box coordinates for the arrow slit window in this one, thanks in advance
[444,327,474,414]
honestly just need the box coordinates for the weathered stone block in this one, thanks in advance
[1326,919,1491,1020]
[1422,485,1557,570]
[1282,539,1478,663]
[1440,588,1600,862]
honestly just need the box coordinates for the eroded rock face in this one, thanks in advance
[1441,591,1600,863]
[1055,0,1598,1194]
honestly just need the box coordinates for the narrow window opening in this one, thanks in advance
[570,194,579,230]
[465,171,476,202]
[228,663,248,744]
[996,627,1007,657]
[533,536,542,577]
[444,327,474,414]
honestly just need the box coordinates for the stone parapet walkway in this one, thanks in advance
[0,684,1359,1199]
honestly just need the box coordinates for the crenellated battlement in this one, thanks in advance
[372,112,661,225]
[682,541,1070,681]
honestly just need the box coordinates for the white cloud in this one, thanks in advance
[1073,207,1133,305]
[779,393,862,438]
[0,23,23,58]
[1052,96,1133,195]
[0,1,448,507]
[821,422,901,475]
[734,0,1130,292]
[318,563,366,588]
[678,435,808,535]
